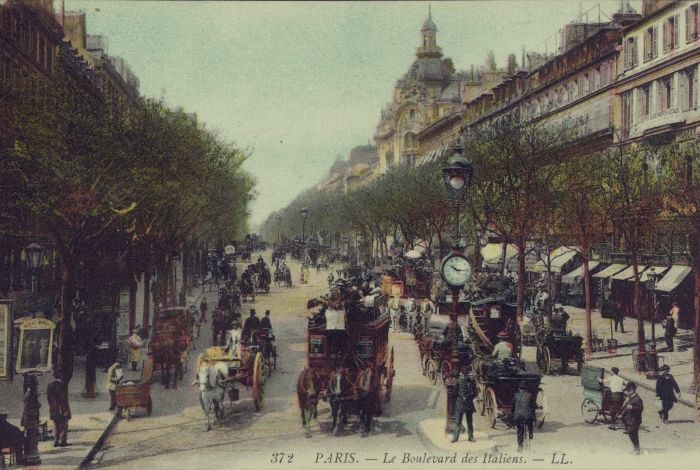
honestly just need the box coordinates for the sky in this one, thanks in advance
[57,0,641,228]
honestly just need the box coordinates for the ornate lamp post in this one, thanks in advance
[25,243,43,293]
[440,138,474,433]
[645,268,662,379]
[300,206,309,243]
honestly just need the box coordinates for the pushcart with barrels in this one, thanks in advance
[115,356,154,421]
[535,325,584,375]
[471,356,547,429]
[580,364,617,424]
[205,341,266,411]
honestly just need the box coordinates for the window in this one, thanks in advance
[658,77,673,111]
[580,74,589,96]
[686,3,700,42]
[621,91,632,139]
[624,36,638,69]
[663,14,680,52]
[644,26,658,61]
[681,67,697,110]
[638,85,651,117]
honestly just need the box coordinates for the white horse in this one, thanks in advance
[197,360,226,431]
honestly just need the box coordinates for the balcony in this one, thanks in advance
[637,107,685,135]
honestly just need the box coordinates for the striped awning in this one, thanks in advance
[592,263,627,279]
[531,246,578,273]
[561,261,600,284]
[656,265,692,292]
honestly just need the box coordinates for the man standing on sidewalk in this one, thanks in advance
[451,365,477,443]
[662,314,677,352]
[614,302,625,333]
[106,359,124,413]
[47,374,71,447]
[199,298,208,324]
[656,364,681,424]
[621,382,643,454]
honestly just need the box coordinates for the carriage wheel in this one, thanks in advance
[385,346,394,402]
[476,383,486,416]
[535,346,542,368]
[427,360,438,385]
[541,346,552,375]
[535,388,547,429]
[421,353,430,376]
[581,398,599,424]
[440,360,451,386]
[147,396,153,416]
[484,387,497,428]
[253,352,264,411]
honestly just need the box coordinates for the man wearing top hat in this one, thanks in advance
[47,373,71,447]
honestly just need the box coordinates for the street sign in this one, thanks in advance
[15,318,55,374]
[0,300,12,380]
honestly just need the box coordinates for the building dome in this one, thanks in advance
[415,57,448,81]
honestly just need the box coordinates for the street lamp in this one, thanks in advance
[25,243,43,293]
[645,268,663,379]
[440,138,474,434]
[277,215,282,245]
[300,206,309,243]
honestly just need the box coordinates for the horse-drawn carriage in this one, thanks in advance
[196,341,266,430]
[417,314,470,386]
[471,356,547,429]
[535,325,584,375]
[297,303,394,437]
[115,356,154,421]
[150,307,195,388]
[274,264,293,288]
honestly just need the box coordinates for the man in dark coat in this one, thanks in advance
[663,315,677,352]
[242,309,261,343]
[621,382,643,454]
[655,364,680,424]
[47,375,71,447]
[260,310,272,330]
[451,365,477,443]
[511,381,535,452]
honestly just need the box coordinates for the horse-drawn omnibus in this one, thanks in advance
[297,298,394,437]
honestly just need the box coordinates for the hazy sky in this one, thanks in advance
[58,0,640,226]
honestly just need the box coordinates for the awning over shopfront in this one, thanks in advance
[655,265,692,292]
[638,266,669,283]
[610,265,645,281]
[561,261,600,284]
[481,243,518,265]
[592,263,627,279]
[531,246,579,273]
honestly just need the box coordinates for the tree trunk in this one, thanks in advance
[631,252,645,356]
[57,261,75,384]
[143,268,151,330]
[516,240,526,320]
[180,249,188,305]
[582,256,593,357]
[82,280,98,398]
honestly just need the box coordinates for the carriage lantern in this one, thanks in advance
[441,138,474,433]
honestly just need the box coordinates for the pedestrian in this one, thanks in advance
[260,310,272,330]
[243,308,261,343]
[599,366,626,430]
[655,364,681,424]
[511,381,535,452]
[404,297,417,333]
[669,301,680,327]
[106,359,124,413]
[200,298,208,324]
[327,272,335,287]
[451,365,477,443]
[613,301,625,333]
[662,314,677,352]
[47,374,71,447]
[127,329,143,371]
[420,299,434,330]
[620,382,643,454]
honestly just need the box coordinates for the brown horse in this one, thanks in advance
[296,368,324,438]
[151,334,181,389]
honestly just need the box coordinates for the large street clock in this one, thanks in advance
[440,253,472,288]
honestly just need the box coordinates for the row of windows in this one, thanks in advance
[625,3,700,70]
[1,9,55,76]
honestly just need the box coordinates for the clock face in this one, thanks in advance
[441,255,472,287]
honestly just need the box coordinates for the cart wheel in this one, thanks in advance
[581,398,599,424]
[386,346,394,402]
[427,360,438,385]
[535,346,542,368]
[440,361,451,386]
[147,397,153,416]
[542,346,552,375]
[535,388,547,429]
[485,387,497,429]
[253,352,264,411]
[476,383,486,416]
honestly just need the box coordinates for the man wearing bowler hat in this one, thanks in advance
[621,382,644,454]
[655,364,680,424]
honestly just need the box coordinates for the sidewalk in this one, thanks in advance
[563,304,697,405]
[0,286,220,469]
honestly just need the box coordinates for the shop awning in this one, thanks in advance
[638,266,669,283]
[656,265,692,292]
[561,261,600,284]
[482,243,518,265]
[610,265,647,281]
[592,263,627,279]
[531,246,579,273]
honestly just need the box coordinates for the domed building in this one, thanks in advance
[374,9,468,173]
